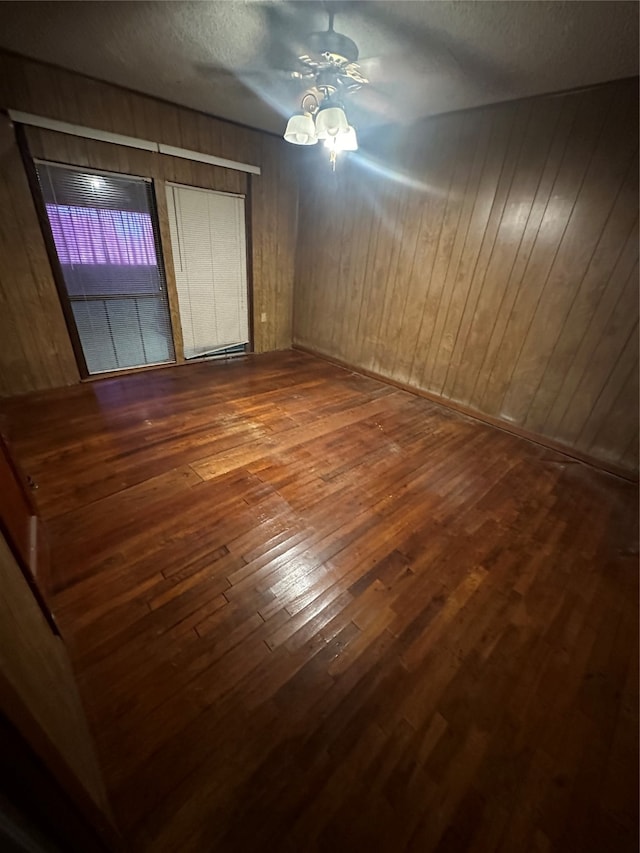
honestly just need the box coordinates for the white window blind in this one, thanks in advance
[166,184,249,360]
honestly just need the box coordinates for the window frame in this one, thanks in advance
[32,158,176,378]
[15,123,255,379]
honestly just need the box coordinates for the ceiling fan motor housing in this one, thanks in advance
[306,29,359,64]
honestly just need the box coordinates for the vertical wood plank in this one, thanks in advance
[293,78,639,475]
[154,179,185,363]
[0,115,79,395]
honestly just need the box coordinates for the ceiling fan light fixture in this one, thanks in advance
[324,125,358,152]
[314,105,349,139]
[283,112,318,145]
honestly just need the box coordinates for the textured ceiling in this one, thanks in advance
[0,1,637,135]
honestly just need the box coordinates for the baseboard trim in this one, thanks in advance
[293,344,638,484]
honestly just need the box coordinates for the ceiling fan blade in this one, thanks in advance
[349,84,406,124]
[348,2,515,92]
[431,39,519,92]
[196,64,307,84]
[358,51,459,86]
[259,2,329,70]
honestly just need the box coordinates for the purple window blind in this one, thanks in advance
[46,204,157,265]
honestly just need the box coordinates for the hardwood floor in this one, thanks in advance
[1,350,637,852]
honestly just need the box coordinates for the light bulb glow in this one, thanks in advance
[323,126,358,152]
[315,106,349,140]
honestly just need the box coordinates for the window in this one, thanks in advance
[166,184,249,359]
[36,163,175,375]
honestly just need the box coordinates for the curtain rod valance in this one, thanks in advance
[7,109,262,176]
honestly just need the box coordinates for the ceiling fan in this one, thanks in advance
[197,2,501,163]
[281,8,375,167]
[196,3,401,163]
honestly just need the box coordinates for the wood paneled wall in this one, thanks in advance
[0,50,298,396]
[0,530,110,818]
[293,78,639,475]
[0,115,80,394]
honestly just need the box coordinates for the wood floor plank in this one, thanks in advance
[0,350,636,852]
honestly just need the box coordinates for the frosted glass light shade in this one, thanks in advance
[324,125,358,151]
[315,106,349,139]
[284,113,318,145]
